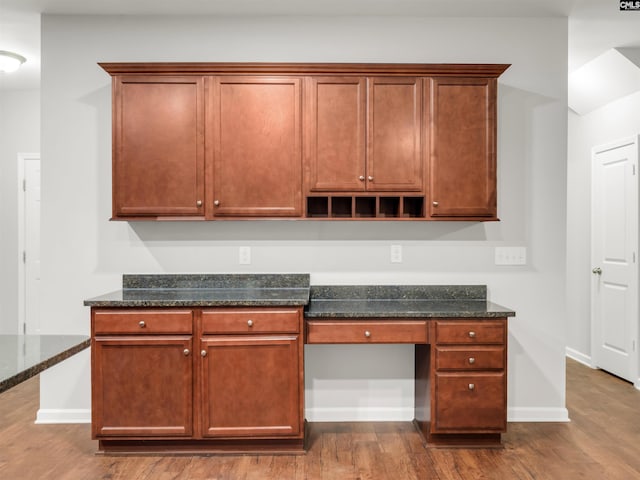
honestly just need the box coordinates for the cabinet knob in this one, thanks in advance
[468,383,475,391]
[138,320,146,328]
[364,330,371,338]
[592,267,602,275]
[432,201,439,207]
[468,331,476,338]
[468,357,476,364]
[201,350,207,357]
[247,319,253,327]
[196,200,203,207]
[214,200,220,206]
[183,349,190,356]
[368,176,374,181]
[359,175,365,181]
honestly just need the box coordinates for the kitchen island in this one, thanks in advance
[85,274,514,453]
[0,335,90,394]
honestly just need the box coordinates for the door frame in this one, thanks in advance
[590,135,640,389]
[17,152,41,334]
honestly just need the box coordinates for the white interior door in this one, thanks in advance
[19,154,41,334]
[591,136,638,384]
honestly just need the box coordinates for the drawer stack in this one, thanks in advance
[431,319,507,436]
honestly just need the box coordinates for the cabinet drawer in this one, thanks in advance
[433,372,506,432]
[93,310,193,335]
[306,320,428,344]
[434,320,505,345]
[435,346,505,370]
[201,309,300,334]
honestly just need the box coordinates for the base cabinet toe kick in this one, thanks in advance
[91,308,509,453]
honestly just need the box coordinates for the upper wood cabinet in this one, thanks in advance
[112,76,205,219]
[211,77,302,217]
[429,77,497,219]
[100,63,509,221]
[305,77,422,193]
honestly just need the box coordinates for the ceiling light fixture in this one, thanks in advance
[0,50,27,73]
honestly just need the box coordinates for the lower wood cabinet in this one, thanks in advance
[200,335,301,437]
[92,335,194,438]
[91,307,304,453]
[416,317,508,446]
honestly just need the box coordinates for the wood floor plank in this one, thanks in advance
[1,359,639,479]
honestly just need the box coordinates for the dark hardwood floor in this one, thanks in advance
[0,359,638,479]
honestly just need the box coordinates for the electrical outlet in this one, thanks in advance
[390,244,403,263]
[239,246,251,265]
[495,247,527,265]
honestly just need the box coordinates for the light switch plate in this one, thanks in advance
[495,246,527,265]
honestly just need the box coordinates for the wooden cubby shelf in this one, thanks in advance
[305,196,425,219]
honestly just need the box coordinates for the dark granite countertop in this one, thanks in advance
[0,335,90,394]
[83,276,515,319]
[84,274,311,307]
[304,285,515,319]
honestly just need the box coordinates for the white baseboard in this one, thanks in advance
[305,407,414,422]
[508,407,570,422]
[565,347,594,368]
[35,408,91,424]
[308,407,570,423]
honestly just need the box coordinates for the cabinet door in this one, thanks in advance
[306,77,366,192]
[113,76,205,218]
[200,335,302,438]
[212,77,302,217]
[429,77,497,218]
[92,336,193,438]
[367,77,423,192]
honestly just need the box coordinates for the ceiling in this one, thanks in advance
[0,0,639,92]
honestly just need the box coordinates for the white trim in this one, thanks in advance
[35,409,91,424]
[306,407,571,423]
[565,347,595,368]
[507,407,570,423]
[16,152,40,334]
[305,407,414,422]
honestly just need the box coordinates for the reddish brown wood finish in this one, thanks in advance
[429,77,497,219]
[306,320,428,344]
[199,335,302,438]
[306,77,367,192]
[428,318,508,441]
[93,309,193,335]
[102,63,509,221]
[435,346,505,370]
[201,308,300,334]
[368,77,423,192]
[91,335,193,438]
[112,76,205,218]
[100,62,510,77]
[211,77,302,217]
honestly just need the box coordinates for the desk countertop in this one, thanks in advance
[0,335,90,394]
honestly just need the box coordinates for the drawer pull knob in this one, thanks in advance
[201,350,207,357]
[468,331,476,338]
[468,357,476,364]
[183,349,190,356]
[247,319,253,327]
[138,321,146,328]
[196,200,203,207]
[364,330,371,338]
[468,383,475,391]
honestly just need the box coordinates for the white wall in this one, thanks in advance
[0,89,40,334]
[38,15,568,422]
[566,90,640,365]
